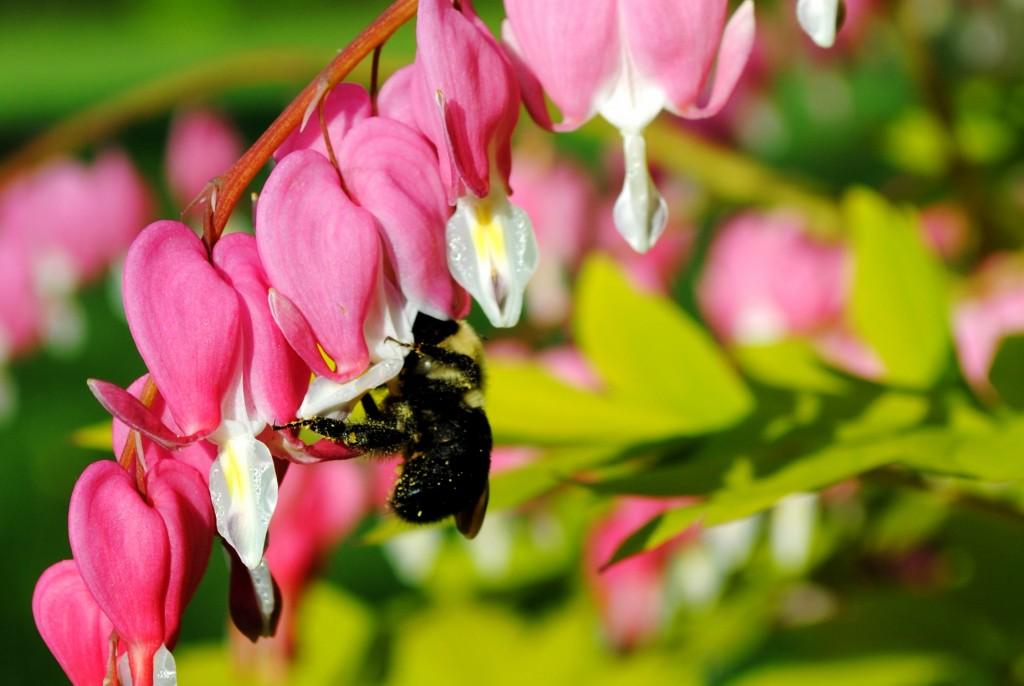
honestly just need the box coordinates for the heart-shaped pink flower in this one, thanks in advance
[122,220,242,437]
[256,150,381,382]
[33,560,115,686]
[69,459,215,685]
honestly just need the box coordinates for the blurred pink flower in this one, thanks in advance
[509,152,594,326]
[919,202,972,263]
[698,211,883,378]
[0,149,151,283]
[698,212,847,344]
[953,254,1024,395]
[265,460,369,655]
[165,108,243,208]
[585,497,697,649]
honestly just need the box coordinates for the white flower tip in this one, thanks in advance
[209,433,278,570]
[613,132,668,254]
[248,560,278,629]
[297,359,404,419]
[446,191,538,328]
[797,0,840,48]
[117,644,177,686]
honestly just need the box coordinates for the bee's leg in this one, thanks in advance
[361,393,384,420]
[336,420,410,454]
[414,344,482,387]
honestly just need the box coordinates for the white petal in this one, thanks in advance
[446,190,538,328]
[297,358,404,419]
[612,132,668,254]
[666,545,723,609]
[596,47,666,133]
[770,492,818,572]
[42,296,85,356]
[248,559,278,631]
[152,645,178,686]
[797,0,841,48]
[117,644,177,686]
[209,425,278,569]
[364,270,416,363]
[385,528,442,584]
[702,515,760,574]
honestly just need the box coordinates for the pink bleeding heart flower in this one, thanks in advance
[504,0,755,254]
[68,459,213,685]
[91,221,309,570]
[698,212,847,344]
[33,560,115,686]
[165,108,244,208]
[265,460,368,655]
[256,148,394,418]
[0,231,42,360]
[697,211,883,379]
[0,149,151,284]
[273,83,372,162]
[380,0,539,328]
[337,115,470,324]
[953,254,1024,397]
[586,497,698,649]
[111,375,217,481]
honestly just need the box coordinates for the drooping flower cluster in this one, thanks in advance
[32,1,769,683]
[0,151,151,419]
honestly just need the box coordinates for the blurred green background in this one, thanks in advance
[5,1,1024,685]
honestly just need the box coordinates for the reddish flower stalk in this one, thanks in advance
[203,0,418,247]
[117,377,157,494]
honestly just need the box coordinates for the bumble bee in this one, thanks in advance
[281,314,491,539]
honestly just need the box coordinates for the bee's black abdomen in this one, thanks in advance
[390,408,491,524]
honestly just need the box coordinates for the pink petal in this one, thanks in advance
[675,1,756,119]
[88,379,205,449]
[0,232,42,355]
[585,497,698,649]
[377,65,423,133]
[123,221,242,435]
[697,212,846,344]
[146,460,215,646]
[33,561,114,686]
[109,375,217,480]
[213,233,309,426]
[265,460,367,650]
[338,117,469,320]
[165,108,243,207]
[622,0,728,113]
[415,0,520,198]
[273,83,372,161]
[69,461,169,651]
[503,0,619,131]
[256,151,381,382]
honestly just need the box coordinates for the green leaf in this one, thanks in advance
[845,188,949,389]
[727,654,963,686]
[735,339,850,394]
[487,359,707,446]
[989,334,1024,408]
[574,256,753,431]
[606,430,953,565]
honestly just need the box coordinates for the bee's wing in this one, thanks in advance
[454,481,489,540]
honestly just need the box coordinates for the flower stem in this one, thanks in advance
[204,0,418,246]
